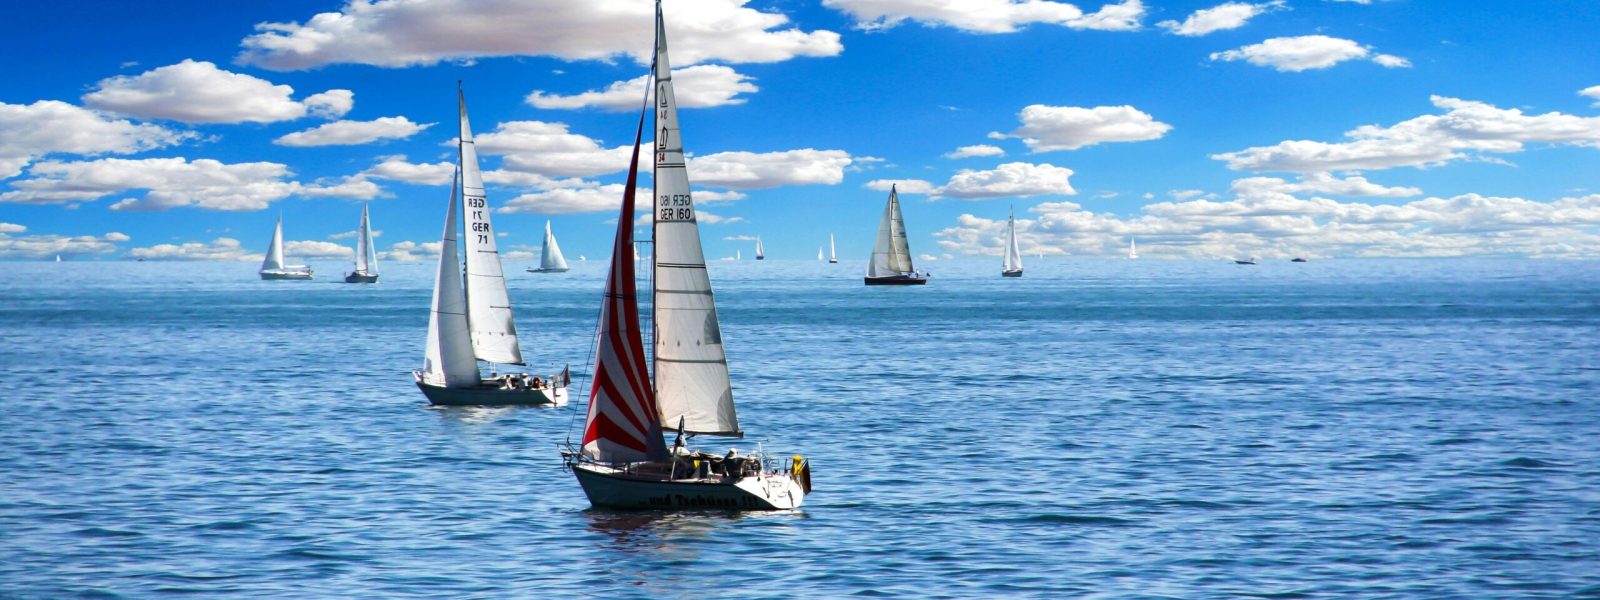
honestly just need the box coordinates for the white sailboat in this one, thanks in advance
[412,85,568,407]
[527,220,571,273]
[1128,237,1139,260]
[344,204,379,283]
[736,249,742,261]
[1002,207,1023,278]
[817,247,824,262]
[564,2,811,511]
[755,236,764,260]
[259,213,312,280]
[828,234,838,264]
[865,185,926,285]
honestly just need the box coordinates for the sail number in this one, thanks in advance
[658,194,693,222]
[466,198,485,208]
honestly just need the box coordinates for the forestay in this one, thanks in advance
[457,88,523,366]
[651,9,740,437]
[422,169,480,388]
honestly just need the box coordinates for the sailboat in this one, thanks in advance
[736,249,741,261]
[527,220,571,273]
[1002,207,1023,278]
[1235,256,1258,265]
[828,234,838,264]
[1129,237,1139,260]
[259,213,312,280]
[54,255,60,263]
[754,236,764,260]
[344,204,379,283]
[412,85,569,407]
[817,247,824,262]
[564,2,811,511]
[865,185,926,285]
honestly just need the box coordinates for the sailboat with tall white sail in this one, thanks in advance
[564,2,811,510]
[259,213,312,280]
[1002,207,1023,278]
[828,234,838,264]
[527,220,570,273]
[1129,237,1139,260]
[344,204,379,283]
[755,236,764,260]
[412,85,568,407]
[865,185,926,285]
[818,247,824,261]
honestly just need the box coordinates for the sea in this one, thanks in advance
[2,257,1597,598]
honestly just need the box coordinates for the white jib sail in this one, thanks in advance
[540,220,569,271]
[457,87,523,366]
[867,186,915,278]
[423,170,481,388]
[651,10,739,437]
[261,215,285,272]
[355,204,377,274]
[1004,208,1022,272]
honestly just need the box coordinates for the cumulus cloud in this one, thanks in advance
[285,240,353,259]
[474,120,634,178]
[1230,172,1421,198]
[527,65,758,111]
[1,156,374,210]
[126,237,257,261]
[0,222,25,233]
[0,228,127,259]
[867,179,938,194]
[689,149,854,189]
[1580,85,1600,107]
[1158,1,1283,36]
[382,240,443,262]
[237,0,841,71]
[83,60,352,124]
[360,155,456,185]
[0,100,193,179]
[304,90,355,119]
[274,116,431,146]
[996,104,1172,152]
[498,184,640,215]
[938,162,1077,199]
[824,0,1144,33]
[936,192,1600,259]
[944,144,1006,159]
[299,176,383,199]
[1209,35,1409,72]
[1213,95,1600,172]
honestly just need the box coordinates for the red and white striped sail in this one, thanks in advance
[581,88,666,463]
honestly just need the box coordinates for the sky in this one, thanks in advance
[1,0,1598,263]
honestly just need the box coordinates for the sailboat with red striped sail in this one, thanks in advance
[562,1,810,510]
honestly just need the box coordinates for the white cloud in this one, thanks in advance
[1210,35,1408,72]
[528,65,758,111]
[935,193,1600,259]
[499,184,638,215]
[867,179,938,194]
[238,0,842,71]
[824,0,1144,33]
[474,121,634,178]
[126,237,257,261]
[0,100,193,179]
[360,155,456,185]
[688,149,854,189]
[274,116,431,146]
[83,60,352,124]
[944,144,1006,159]
[1,156,374,210]
[1214,95,1600,172]
[383,240,443,262]
[697,210,744,224]
[285,240,353,258]
[997,104,1172,152]
[329,228,381,240]
[304,89,354,119]
[723,235,758,241]
[1230,172,1421,198]
[1158,1,1282,36]
[0,228,126,259]
[937,162,1077,199]
[1580,85,1600,107]
[299,176,383,199]
[1169,189,1207,201]
[693,189,748,203]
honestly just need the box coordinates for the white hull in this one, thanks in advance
[572,462,805,511]
[260,269,313,280]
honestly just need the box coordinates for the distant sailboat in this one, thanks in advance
[1235,256,1258,265]
[1128,237,1139,260]
[1001,207,1023,278]
[527,220,570,273]
[865,185,926,286]
[344,204,379,283]
[828,234,838,264]
[817,247,824,261]
[564,2,810,511]
[736,249,742,261]
[1291,257,1309,263]
[54,255,60,263]
[259,213,312,280]
[412,85,568,407]
[755,236,764,260]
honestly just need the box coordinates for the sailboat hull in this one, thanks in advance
[865,275,926,286]
[572,462,805,511]
[1002,269,1023,278]
[344,272,379,283]
[414,373,567,407]
[260,270,313,280]
[527,267,570,273]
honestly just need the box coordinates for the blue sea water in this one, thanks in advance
[1,257,1597,598]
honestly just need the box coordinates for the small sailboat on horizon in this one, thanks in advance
[1235,256,1258,265]
[755,236,765,260]
[1001,206,1023,278]
[412,85,568,407]
[344,204,379,283]
[259,213,312,280]
[865,185,926,285]
[1129,237,1139,260]
[563,2,810,511]
[828,234,838,264]
[527,220,571,273]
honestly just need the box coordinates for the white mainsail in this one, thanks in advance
[651,10,739,437]
[1003,207,1022,273]
[458,87,523,366]
[818,247,824,261]
[261,214,286,272]
[540,220,569,271]
[1129,237,1138,259]
[422,169,480,388]
[866,186,916,278]
[829,234,837,262]
[354,204,377,275]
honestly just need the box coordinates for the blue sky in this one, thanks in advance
[2,0,1598,262]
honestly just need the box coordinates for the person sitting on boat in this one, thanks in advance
[531,376,543,389]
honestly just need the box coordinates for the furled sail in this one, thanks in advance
[540,220,569,271]
[422,168,480,388]
[867,186,916,278]
[651,8,739,437]
[457,87,523,366]
[261,215,285,272]
[1003,208,1022,273]
[582,80,666,464]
